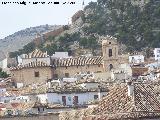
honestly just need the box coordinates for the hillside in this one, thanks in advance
[82,0,160,51]
[9,0,160,58]
[0,25,61,55]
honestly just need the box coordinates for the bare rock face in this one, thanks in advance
[0,25,61,57]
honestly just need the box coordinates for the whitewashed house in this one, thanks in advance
[17,49,51,65]
[47,88,107,106]
[154,48,160,61]
[119,63,132,77]
[62,78,77,83]
[79,82,99,89]
[51,52,69,58]
[0,51,7,69]
[14,95,30,102]
[111,69,127,82]
[146,62,160,71]
[36,94,48,104]
[0,93,16,103]
[129,55,144,64]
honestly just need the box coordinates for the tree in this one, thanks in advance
[0,68,9,78]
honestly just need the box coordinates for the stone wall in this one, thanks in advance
[54,65,103,78]
[0,113,59,120]
[34,27,64,46]
[11,67,54,85]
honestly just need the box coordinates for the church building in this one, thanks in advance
[10,36,119,85]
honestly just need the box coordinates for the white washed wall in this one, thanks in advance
[37,94,48,103]
[22,57,50,65]
[129,55,144,63]
[47,91,107,106]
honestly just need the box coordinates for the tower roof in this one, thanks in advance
[100,35,118,46]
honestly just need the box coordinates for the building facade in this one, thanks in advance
[47,90,107,106]
[10,61,54,85]
[154,48,160,61]
[129,55,144,64]
[11,36,119,84]
[17,49,51,65]
[52,56,103,78]
[101,36,119,71]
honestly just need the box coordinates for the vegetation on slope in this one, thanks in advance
[9,0,160,58]
[0,68,9,78]
[83,0,160,51]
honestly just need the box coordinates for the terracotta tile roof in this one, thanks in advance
[77,78,98,84]
[0,104,6,109]
[10,61,51,70]
[11,103,20,108]
[94,84,133,115]
[53,56,103,67]
[58,82,160,120]
[32,102,48,108]
[5,102,34,110]
[91,82,160,119]
[0,77,12,82]
[24,49,48,58]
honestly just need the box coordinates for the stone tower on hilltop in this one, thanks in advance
[101,36,119,71]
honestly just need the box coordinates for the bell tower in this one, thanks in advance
[101,36,119,71]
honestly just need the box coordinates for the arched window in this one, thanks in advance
[109,64,113,71]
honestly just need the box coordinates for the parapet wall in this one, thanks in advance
[0,113,59,120]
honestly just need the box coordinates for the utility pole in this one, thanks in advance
[82,0,85,9]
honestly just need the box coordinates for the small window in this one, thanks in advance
[109,42,111,44]
[65,66,67,69]
[62,96,66,106]
[98,65,101,67]
[38,107,40,112]
[94,95,98,100]
[109,49,112,57]
[73,96,78,105]
[87,71,90,74]
[109,64,113,71]
[65,73,69,77]
[54,74,58,79]
[34,71,39,77]
[87,64,89,68]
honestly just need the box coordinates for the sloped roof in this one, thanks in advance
[94,84,134,115]
[23,49,48,58]
[10,61,51,71]
[91,82,160,120]
[52,56,103,67]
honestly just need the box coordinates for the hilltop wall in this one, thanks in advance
[34,27,65,46]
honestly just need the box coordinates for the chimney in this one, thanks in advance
[127,81,134,96]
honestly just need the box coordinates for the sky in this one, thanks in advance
[0,0,97,39]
